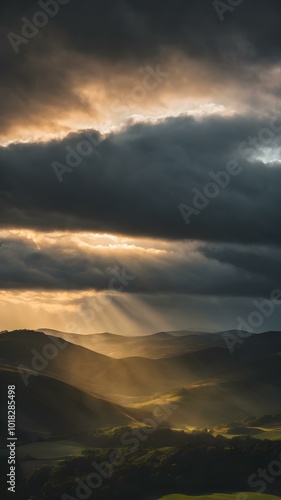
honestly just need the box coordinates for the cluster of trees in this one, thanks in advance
[2,428,281,500]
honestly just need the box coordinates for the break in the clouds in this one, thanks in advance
[1,231,281,335]
[0,231,280,298]
[2,0,281,333]
[1,0,281,142]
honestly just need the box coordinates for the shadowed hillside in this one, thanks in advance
[0,367,141,437]
[2,330,281,428]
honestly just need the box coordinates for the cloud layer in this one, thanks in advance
[0,231,280,301]
[1,0,281,141]
[1,115,281,245]
[2,1,281,333]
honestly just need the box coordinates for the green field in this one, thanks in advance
[17,439,85,477]
[253,428,281,440]
[160,494,281,500]
[214,426,281,441]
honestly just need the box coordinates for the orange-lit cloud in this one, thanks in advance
[1,229,281,334]
[1,45,280,146]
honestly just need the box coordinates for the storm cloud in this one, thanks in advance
[1,0,281,140]
[1,115,281,245]
[0,232,280,300]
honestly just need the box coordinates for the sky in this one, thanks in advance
[1,0,281,334]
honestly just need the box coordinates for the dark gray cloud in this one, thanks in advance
[2,0,281,64]
[1,115,281,245]
[0,234,280,298]
[201,243,281,285]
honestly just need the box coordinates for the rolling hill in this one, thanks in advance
[1,329,281,428]
[37,328,232,358]
[160,495,281,500]
[0,366,140,438]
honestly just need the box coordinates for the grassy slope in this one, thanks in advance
[0,367,138,436]
[3,330,281,429]
[223,429,281,441]
[160,494,281,500]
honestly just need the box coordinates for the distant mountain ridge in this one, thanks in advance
[36,327,253,359]
[1,329,281,429]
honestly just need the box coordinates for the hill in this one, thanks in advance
[2,330,281,427]
[0,367,140,438]
[160,495,281,500]
[37,328,231,358]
